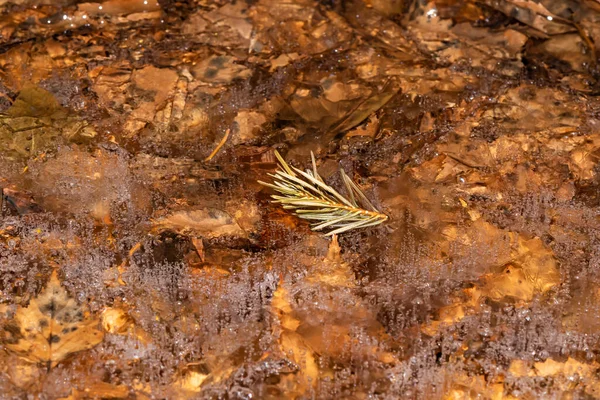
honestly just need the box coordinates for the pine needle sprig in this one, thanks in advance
[258,151,388,236]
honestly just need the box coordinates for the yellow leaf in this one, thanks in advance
[421,304,466,336]
[509,357,600,397]
[443,372,504,400]
[271,281,318,391]
[5,355,41,389]
[181,371,209,391]
[59,382,130,400]
[5,84,64,118]
[151,208,246,239]
[306,235,356,288]
[2,271,104,366]
[483,264,535,302]
[279,330,319,383]
[101,307,131,334]
[271,278,301,332]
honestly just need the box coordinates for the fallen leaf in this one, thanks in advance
[421,303,466,337]
[100,306,152,345]
[192,55,252,84]
[306,235,356,288]
[59,382,130,400]
[271,278,302,332]
[329,80,398,136]
[483,0,575,35]
[5,84,65,119]
[443,371,504,400]
[534,33,591,72]
[78,0,161,16]
[509,357,600,397]
[28,148,139,216]
[4,354,41,389]
[232,110,267,144]
[131,66,179,116]
[152,208,247,239]
[483,264,536,302]
[0,86,97,159]
[173,369,209,395]
[270,280,319,391]
[2,270,104,366]
[100,307,131,334]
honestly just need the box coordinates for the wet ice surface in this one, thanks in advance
[1,0,600,398]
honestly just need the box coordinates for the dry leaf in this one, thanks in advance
[78,0,161,16]
[59,382,130,400]
[151,208,247,239]
[483,0,575,35]
[482,264,536,302]
[421,303,467,337]
[100,307,131,334]
[509,357,600,397]
[173,370,209,395]
[270,281,319,391]
[4,354,42,389]
[5,84,65,119]
[232,110,267,144]
[2,271,104,366]
[192,55,252,84]
[306,235,356,288]
[443,371,504,400]
[0,85,98,160]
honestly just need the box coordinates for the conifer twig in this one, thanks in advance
[259,151,388,236]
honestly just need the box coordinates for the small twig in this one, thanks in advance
[204,129,230,162]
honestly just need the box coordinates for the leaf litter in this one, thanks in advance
[1,0,600,398]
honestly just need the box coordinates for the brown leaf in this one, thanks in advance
[534,33,591,72]
[271,278,302,332]
[306,235,356,288]
[509,357,600,397]
[59,382,130,400]
[0,86,97,159]
[2,271,104,366]
[100,307,152,344]
[232,110,267,144]
[329,80,398,135]
[100,307,132,334]
[436,219,561,309]
[270,281,319,390]
[151,208,247,239]
[191,55,252,84]
[483,264,536,302]
[131,66,179,111]
[483,0,575,35]
[442,372,504,400]
[78,0,161,16]
[5,85,65,119]
[172,370,209,395]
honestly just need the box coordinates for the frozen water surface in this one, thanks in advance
[1,0,600,398]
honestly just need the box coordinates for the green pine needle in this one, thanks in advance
[258,151,388,236]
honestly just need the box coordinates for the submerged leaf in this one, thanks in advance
[0,86,97,159]
[151,208,247,239]
[328,81,398,135]
[2,271,104,366]
[5,85,65,119]
[270,280,319,392]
